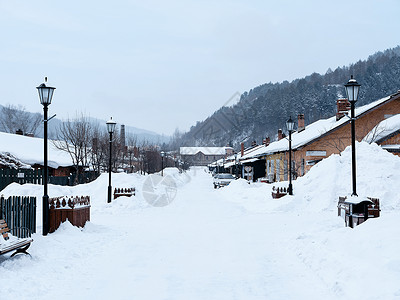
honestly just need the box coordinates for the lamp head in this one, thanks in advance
[37,78,55,106]
[106,117,117,134]
[286,116,295,132]
[344,75,361,103]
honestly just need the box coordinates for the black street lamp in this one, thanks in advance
[106,117,116,203]
[234,153,238,178]
[161,151,165,176]
[37,78,55,236]
[286,116,295,195]
[344,75,361,197]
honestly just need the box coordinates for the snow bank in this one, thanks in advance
[293,141,400,212]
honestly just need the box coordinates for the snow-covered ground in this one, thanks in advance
[1,142,400,300]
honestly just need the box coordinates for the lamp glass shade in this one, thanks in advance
[344,77,361,102]
[37,83,55,105]
[286,116,295,132]
[161,151,165,157]
[106,118,117,134]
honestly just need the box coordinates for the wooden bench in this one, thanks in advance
[114,188,136,200]
[0,219,33,257]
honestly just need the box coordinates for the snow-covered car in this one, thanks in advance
[213,173,236,188]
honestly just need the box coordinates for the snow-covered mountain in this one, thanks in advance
[0,104,170,144]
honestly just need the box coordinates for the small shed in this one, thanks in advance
[338,196,380,228]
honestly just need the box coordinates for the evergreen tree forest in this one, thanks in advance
[178,46,400,149]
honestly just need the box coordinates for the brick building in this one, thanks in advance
[240,90,400,182]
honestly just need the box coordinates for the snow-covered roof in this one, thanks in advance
[180,147,231,156]
[0,132,74,169]
[381,144,400,150]
[363,114,400,144]
[343,195,374,205]
[241,94,394,160]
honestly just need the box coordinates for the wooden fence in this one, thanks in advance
[0,169,43,191]
[0,168,100,191]
[48,196,90,233]
[0,196,36,238]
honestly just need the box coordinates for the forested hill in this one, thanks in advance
[177,46,400,149]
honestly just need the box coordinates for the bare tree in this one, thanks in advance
[0,104,42,135]
[363,122,388,144]
[52,114,93,183]
[125,133,138,173]
[89,123,109,174]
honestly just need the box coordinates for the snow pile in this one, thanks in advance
[161,167,192,187]
[292,141,400,212]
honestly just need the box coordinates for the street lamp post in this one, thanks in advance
[161,151,165,176]
[286,116,295,195]
[37,78,55,236]
[344,75,361,197]
[107,117,116,203]
[234,153,238,177]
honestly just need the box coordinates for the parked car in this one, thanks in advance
[213,173,236,189]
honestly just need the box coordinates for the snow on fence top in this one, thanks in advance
[49,196,90,209]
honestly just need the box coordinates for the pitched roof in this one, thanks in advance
[241,92,399,160]
[180,147,231,156]
[363,114,400,144]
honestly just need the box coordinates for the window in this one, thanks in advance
[284,160,288,181]
[276,159,280,182]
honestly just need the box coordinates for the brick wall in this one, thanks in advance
[265,94,400,180]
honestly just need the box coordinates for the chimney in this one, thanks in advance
[241,142,244,156]
[120,124,126,148]
[16,129,23,135]
[278,129,283,141]
[298,114,305,132]
[336,98,351,120]
[263,137,270,146]
[251,140,257,147]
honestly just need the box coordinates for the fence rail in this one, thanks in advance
[0,169,43,191]
[0,168,99,191]
[0,196,36,238]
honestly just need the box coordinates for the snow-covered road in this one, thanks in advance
[0,169,338,299]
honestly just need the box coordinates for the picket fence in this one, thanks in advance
[0,196,36,238]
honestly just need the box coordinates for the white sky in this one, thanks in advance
[0,0,399,136]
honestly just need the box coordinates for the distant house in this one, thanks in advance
[180,147,234,166]
[0,131,81,189]
[239,90,400,182]
[212,141,270,181]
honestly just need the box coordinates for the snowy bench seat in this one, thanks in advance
[0,219,33,257]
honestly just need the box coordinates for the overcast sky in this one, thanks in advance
[0,0,399,136]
